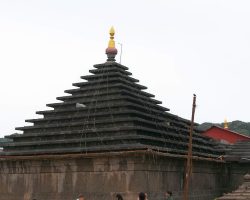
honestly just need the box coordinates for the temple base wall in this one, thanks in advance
[0,152,247,200]
[226,162,250,192]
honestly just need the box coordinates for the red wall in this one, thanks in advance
[203,127,250,144]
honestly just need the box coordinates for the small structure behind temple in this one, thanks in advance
[202,125,250,144]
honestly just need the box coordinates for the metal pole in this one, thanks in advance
[183,94,196,200]
[118,43,122,64]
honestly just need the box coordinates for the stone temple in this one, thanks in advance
[0,27,248,200]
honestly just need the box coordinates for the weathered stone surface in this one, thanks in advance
[217,174,250,200]
[0,60,234,200]
[0,152,243,200]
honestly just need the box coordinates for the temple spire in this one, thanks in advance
[106,26,118,62]
[224,118,228,129]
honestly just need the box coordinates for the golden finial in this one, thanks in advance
[106,26,117,62]
[224,118,228,129]
[108,26,115,48]
[110,26,115,36]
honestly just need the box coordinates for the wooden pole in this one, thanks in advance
[183,94,196,200]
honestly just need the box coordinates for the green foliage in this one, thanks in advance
[198,120,250,136]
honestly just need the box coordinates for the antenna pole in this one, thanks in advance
[118,43,123,64]
[183,94,196,200]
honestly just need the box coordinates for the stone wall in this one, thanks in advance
[0,152,242,200]
[225,162,250,192]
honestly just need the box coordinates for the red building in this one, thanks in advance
[203,126,250,144]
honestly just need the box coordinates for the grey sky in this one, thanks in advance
[0,0,250,137]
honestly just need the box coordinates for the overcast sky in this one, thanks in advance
[0,0,249,137]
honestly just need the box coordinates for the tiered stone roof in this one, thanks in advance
[225,141,250,163]
[217,174,250,200]
[0,61,222,158]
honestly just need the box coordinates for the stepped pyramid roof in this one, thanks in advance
[225,141,250,162]
[0,28,222,159]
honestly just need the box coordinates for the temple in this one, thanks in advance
[0,27,221,159]
[0,27,248,200]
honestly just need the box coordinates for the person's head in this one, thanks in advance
[78,194,84,200]
[138,192,146,200]
[165,191,172,198]
[116,194,123,200]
